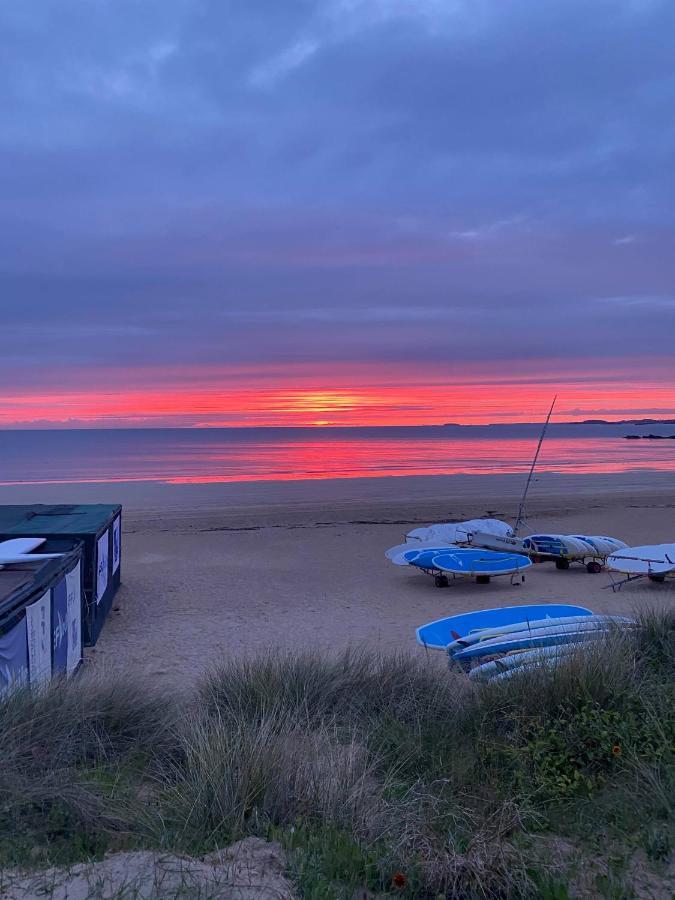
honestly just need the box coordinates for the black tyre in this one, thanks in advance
[434,574,449,588]
[648,574,666,583]
[476,575,491,584]
[586,560,602,574]
[555,558,570,570]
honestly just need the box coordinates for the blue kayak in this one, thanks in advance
[416,603,593,650]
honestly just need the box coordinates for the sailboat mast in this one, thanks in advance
[513,395,557,535]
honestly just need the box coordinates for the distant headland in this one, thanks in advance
[575,418,675,425]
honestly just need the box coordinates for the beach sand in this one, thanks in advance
[1,472,673,688]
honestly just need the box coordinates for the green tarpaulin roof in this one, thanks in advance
[0,504,120,536]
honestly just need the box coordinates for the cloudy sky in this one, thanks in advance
[2,0,674,426]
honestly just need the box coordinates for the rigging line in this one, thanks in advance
[513,395,557,535]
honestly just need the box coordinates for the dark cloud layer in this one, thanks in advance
[1,0,674,391]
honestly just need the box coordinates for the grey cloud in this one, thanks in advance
[1,0,674,395]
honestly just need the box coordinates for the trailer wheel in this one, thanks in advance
[648,574,666,583]
[586,560,603,574]
[555,558,570,570]
[434,575,449,588]
[476,575,491,584]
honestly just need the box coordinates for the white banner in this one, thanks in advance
[0,617,29,696]
[65,562,82,674]
[96,530,109,603]
[26,590,51,688]
[112,516,121,574]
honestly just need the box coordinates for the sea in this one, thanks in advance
[1,423,674,486]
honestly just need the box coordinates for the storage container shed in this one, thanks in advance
[0,541,83,694]
[0,504,121,646]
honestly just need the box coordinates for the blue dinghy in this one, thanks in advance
[432,549,532,577]
[416,603,593,651]
[407,547,532,587]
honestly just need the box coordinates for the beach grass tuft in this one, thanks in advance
[0,609,672,897]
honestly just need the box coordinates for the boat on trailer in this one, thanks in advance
[605,543,675,591]
[406,547,531,587]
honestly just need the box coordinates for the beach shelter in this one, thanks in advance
[0,504,121,646]
[0,541,83,693]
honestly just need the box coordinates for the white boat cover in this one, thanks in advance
[405,518,513,545]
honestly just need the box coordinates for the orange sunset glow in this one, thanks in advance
[3,360,674,428]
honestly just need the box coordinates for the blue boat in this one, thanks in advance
[432,549,532,577]
[407,547,532,587]
[416,603,593,650]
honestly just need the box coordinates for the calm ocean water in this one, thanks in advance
[1,424,674,485]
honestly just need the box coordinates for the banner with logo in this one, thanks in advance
[96,530,109,603]
[26,590,51,687]
[65,562,82,674]
[0,617,29,695]
[112,516,121,574]
[52,578,68,675]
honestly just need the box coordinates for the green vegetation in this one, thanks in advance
[0,610,672,897]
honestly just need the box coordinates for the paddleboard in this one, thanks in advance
[489,658,579,682]
[452,616,633,662]
[455,629,609,662]
[606,543,675,576]
[416,603,593,650]
[485,641,605,682]
[406,549,451,569]
[432,549,532,577]
[446,613,599,655]
[387,543,456,566]
[468,642,594,681]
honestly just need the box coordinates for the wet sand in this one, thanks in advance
[1,472,673,687]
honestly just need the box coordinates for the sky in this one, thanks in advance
[1,0,674,427]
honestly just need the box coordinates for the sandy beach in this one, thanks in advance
[1,472,673,688]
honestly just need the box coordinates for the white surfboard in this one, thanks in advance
[606,543,675,576]
[451,616,633,661]
[469,642,593,681]
[468,532,528,553]
[0,553,64,565]
[0,538,63,567]
[446,613,600,655]
[0,538,46,555]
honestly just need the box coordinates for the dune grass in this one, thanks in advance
[0,609,672,897]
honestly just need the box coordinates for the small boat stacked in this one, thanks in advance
[388,545,532,587]
[402,518,515,547]
[521,534,627,573]
[386,519,531,586]
[416,604,634,683]
[386,521,629,586]
[606,542,675,589]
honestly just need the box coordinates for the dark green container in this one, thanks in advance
[0,504,121,646]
